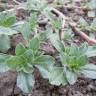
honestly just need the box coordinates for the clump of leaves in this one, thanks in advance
[0,13,19,52]
[49,39,96,85]
[0,37,54,93]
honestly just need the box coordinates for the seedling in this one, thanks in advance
[0,37,54,93]
[50,38,96,85]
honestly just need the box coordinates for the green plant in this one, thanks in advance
[0,37,54,93]
[49,39,96,85]
[0,13,19,52]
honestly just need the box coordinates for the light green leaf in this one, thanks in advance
[36,65,50,79]
[52,18,61,29]
[49,67,67,86]
[29,37,40,51]
[15,43,26,56]
[0,64,10,73]
[6,56,25,70]
[0,13,16,27]
[34,55,54,66]
[29,13,37,30]
[49,33,64,52]
[85,45,96,57]
[65,69,77,85]
[22,49,34,63]
[0,26,19,35]
[22,65,34,74]
[20,22,31,41]
[81,64,96,79]
[35,55,54,78]
[0,53,11,63]
[17,72,35,93]
[0,35,10,52]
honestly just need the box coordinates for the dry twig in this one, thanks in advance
[51,8,66,40]
[51,8,96,45]
[70,22,96,45]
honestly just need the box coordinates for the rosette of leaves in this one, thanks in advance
[50,37,96,85]
[0,37,54,93]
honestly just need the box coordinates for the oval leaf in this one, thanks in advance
[17,72,35,93]
[81,64,96,79]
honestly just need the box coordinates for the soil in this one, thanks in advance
[14,69,96,96]
[0,0,96,96]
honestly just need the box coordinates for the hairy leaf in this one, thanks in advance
[0,35,10,52]
[81,64,96,79]
[49,67,67,86]
[17,72,35,93]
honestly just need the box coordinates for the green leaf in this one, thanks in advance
[22,65,34,74]
[35,55,54,78]
[29,37,40,51]
[35,55,54,63]
[0,26,19,35]
[52,18,61,29]
[0,64,10,73]
[49,33,64,52]
[29,13,38,30]
[81,64,96,79]
[49,67,67,86]
[17,72,35,93]
[36,65,50,79]
[22,49,34,63]
[15,43,26,56]
[0,35,10,52]
[65,69,77,84]
[0,53,11,63]
[85,45,96,57]
[0,13,16,27]
[6,56,25,70]
[20,22,31,41]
